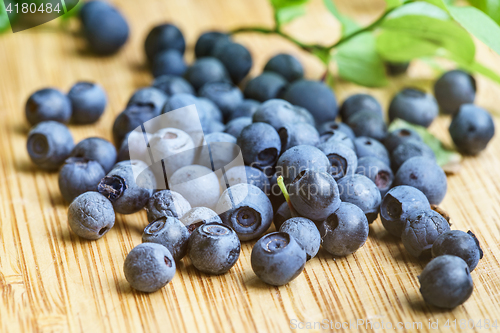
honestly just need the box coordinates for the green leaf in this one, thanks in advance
[449,55,500,85]
[422,0,448,10]
[322,0,359,36]
[468,0,500,24]
[380,15,476,64]
[388,119,462,174]
[387,2,449,20]
[311,47,331,65]
[276,4,307,24]
[334,32,389,87]
[385,0,403,10]
[448,5,500,56]
[376,30,441,61]
[270,0,309,9]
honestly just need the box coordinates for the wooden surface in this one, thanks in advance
[1,0,500,332]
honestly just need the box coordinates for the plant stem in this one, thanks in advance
[277,176,299,217]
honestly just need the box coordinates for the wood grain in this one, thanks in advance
[1,0,500,332]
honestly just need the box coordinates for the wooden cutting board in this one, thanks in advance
[1,0,500,332]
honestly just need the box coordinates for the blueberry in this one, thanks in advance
[337,174,382,223]
[388,88,438,127]
[432,230,483,271]
[198,97,223,123]
[112,104,160,146]
[152,75,195,96]
[195,31,231,58]
[393,156,447,205]
[216,183,273,241]
[274,202,292,230]
[220,166,270,195]
[212,42,252,84]
[144,23,185,63]
[237,122,281,170]
[251,232,306,286]
[319,130,355,151]
[27,121,74,171]
[180,207,223,233]
[98,160,156,214]
[339,93,383,122]
[317,141,358,180]
[199,82,243,119]
[69,137,117,174]
[279,123,319,152]
[123,243,176,293]
[79,0,112,22]
[384,128,422,153]
[391,139,435,171]
[380,185,430,237]
[386,61,410,76]
[58,157,105,203]
[142,216,190,261]
[227,99,260,121]
[151,49,187,78]
[288,170,341,222]
[283,80,338,125]
[353,137,390,166]
[419,255,473,308]
[68,81,107,124]
[81,2,129,55]
[206,120,226,134]
[317,121,356,141]
[280,217,321,260]
[149,128,196,177]
[117,130,151,162]
[449,104,495,155]
[263,53,304,82]
[184,57,230,91]
[276,145,330,185]
[161,93,209,135]
[224,117,252,138]
[196,132,238,171]
[127,87,169,114]
[169,165,221,209]
[188,223,240,274]
[252,99,315,132]
[355,156,393,197]
[347,110,387,142]
[434,70,476,115]
[68,192,115,239]
[146,190,192,222]
[402,209,451,257]
[25,88,72,126]
[243,72,288,102]
[319,202,369,256]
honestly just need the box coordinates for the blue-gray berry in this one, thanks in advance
[388,88,438,127]
[188,223,241,275]
[25,88,72,126]
[123,243,176,293]
[337,174,382,223]
[319,202,369,256]
[251,232,306,286]
[380,185,430,237]
[142,216,190,261]
[263,53,304,82]
[401,209,451,258]
[180,207,222,233]
[432,230,483,271]
[27,121,74,171]
[355,156,393,197]
[68,81,107,124]
[146,190,192,222]
[393,156,447,205]
[419,255,473,308]
[70,137,117,173]
[317,141,358,180]
[98,160,156,214]
[276,145,330,186]
[279,217,321,260]
[58,157,106,203]
[216,183,273,241]
[68,191,115,240]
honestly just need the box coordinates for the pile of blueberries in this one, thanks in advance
[24,1,495,309]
